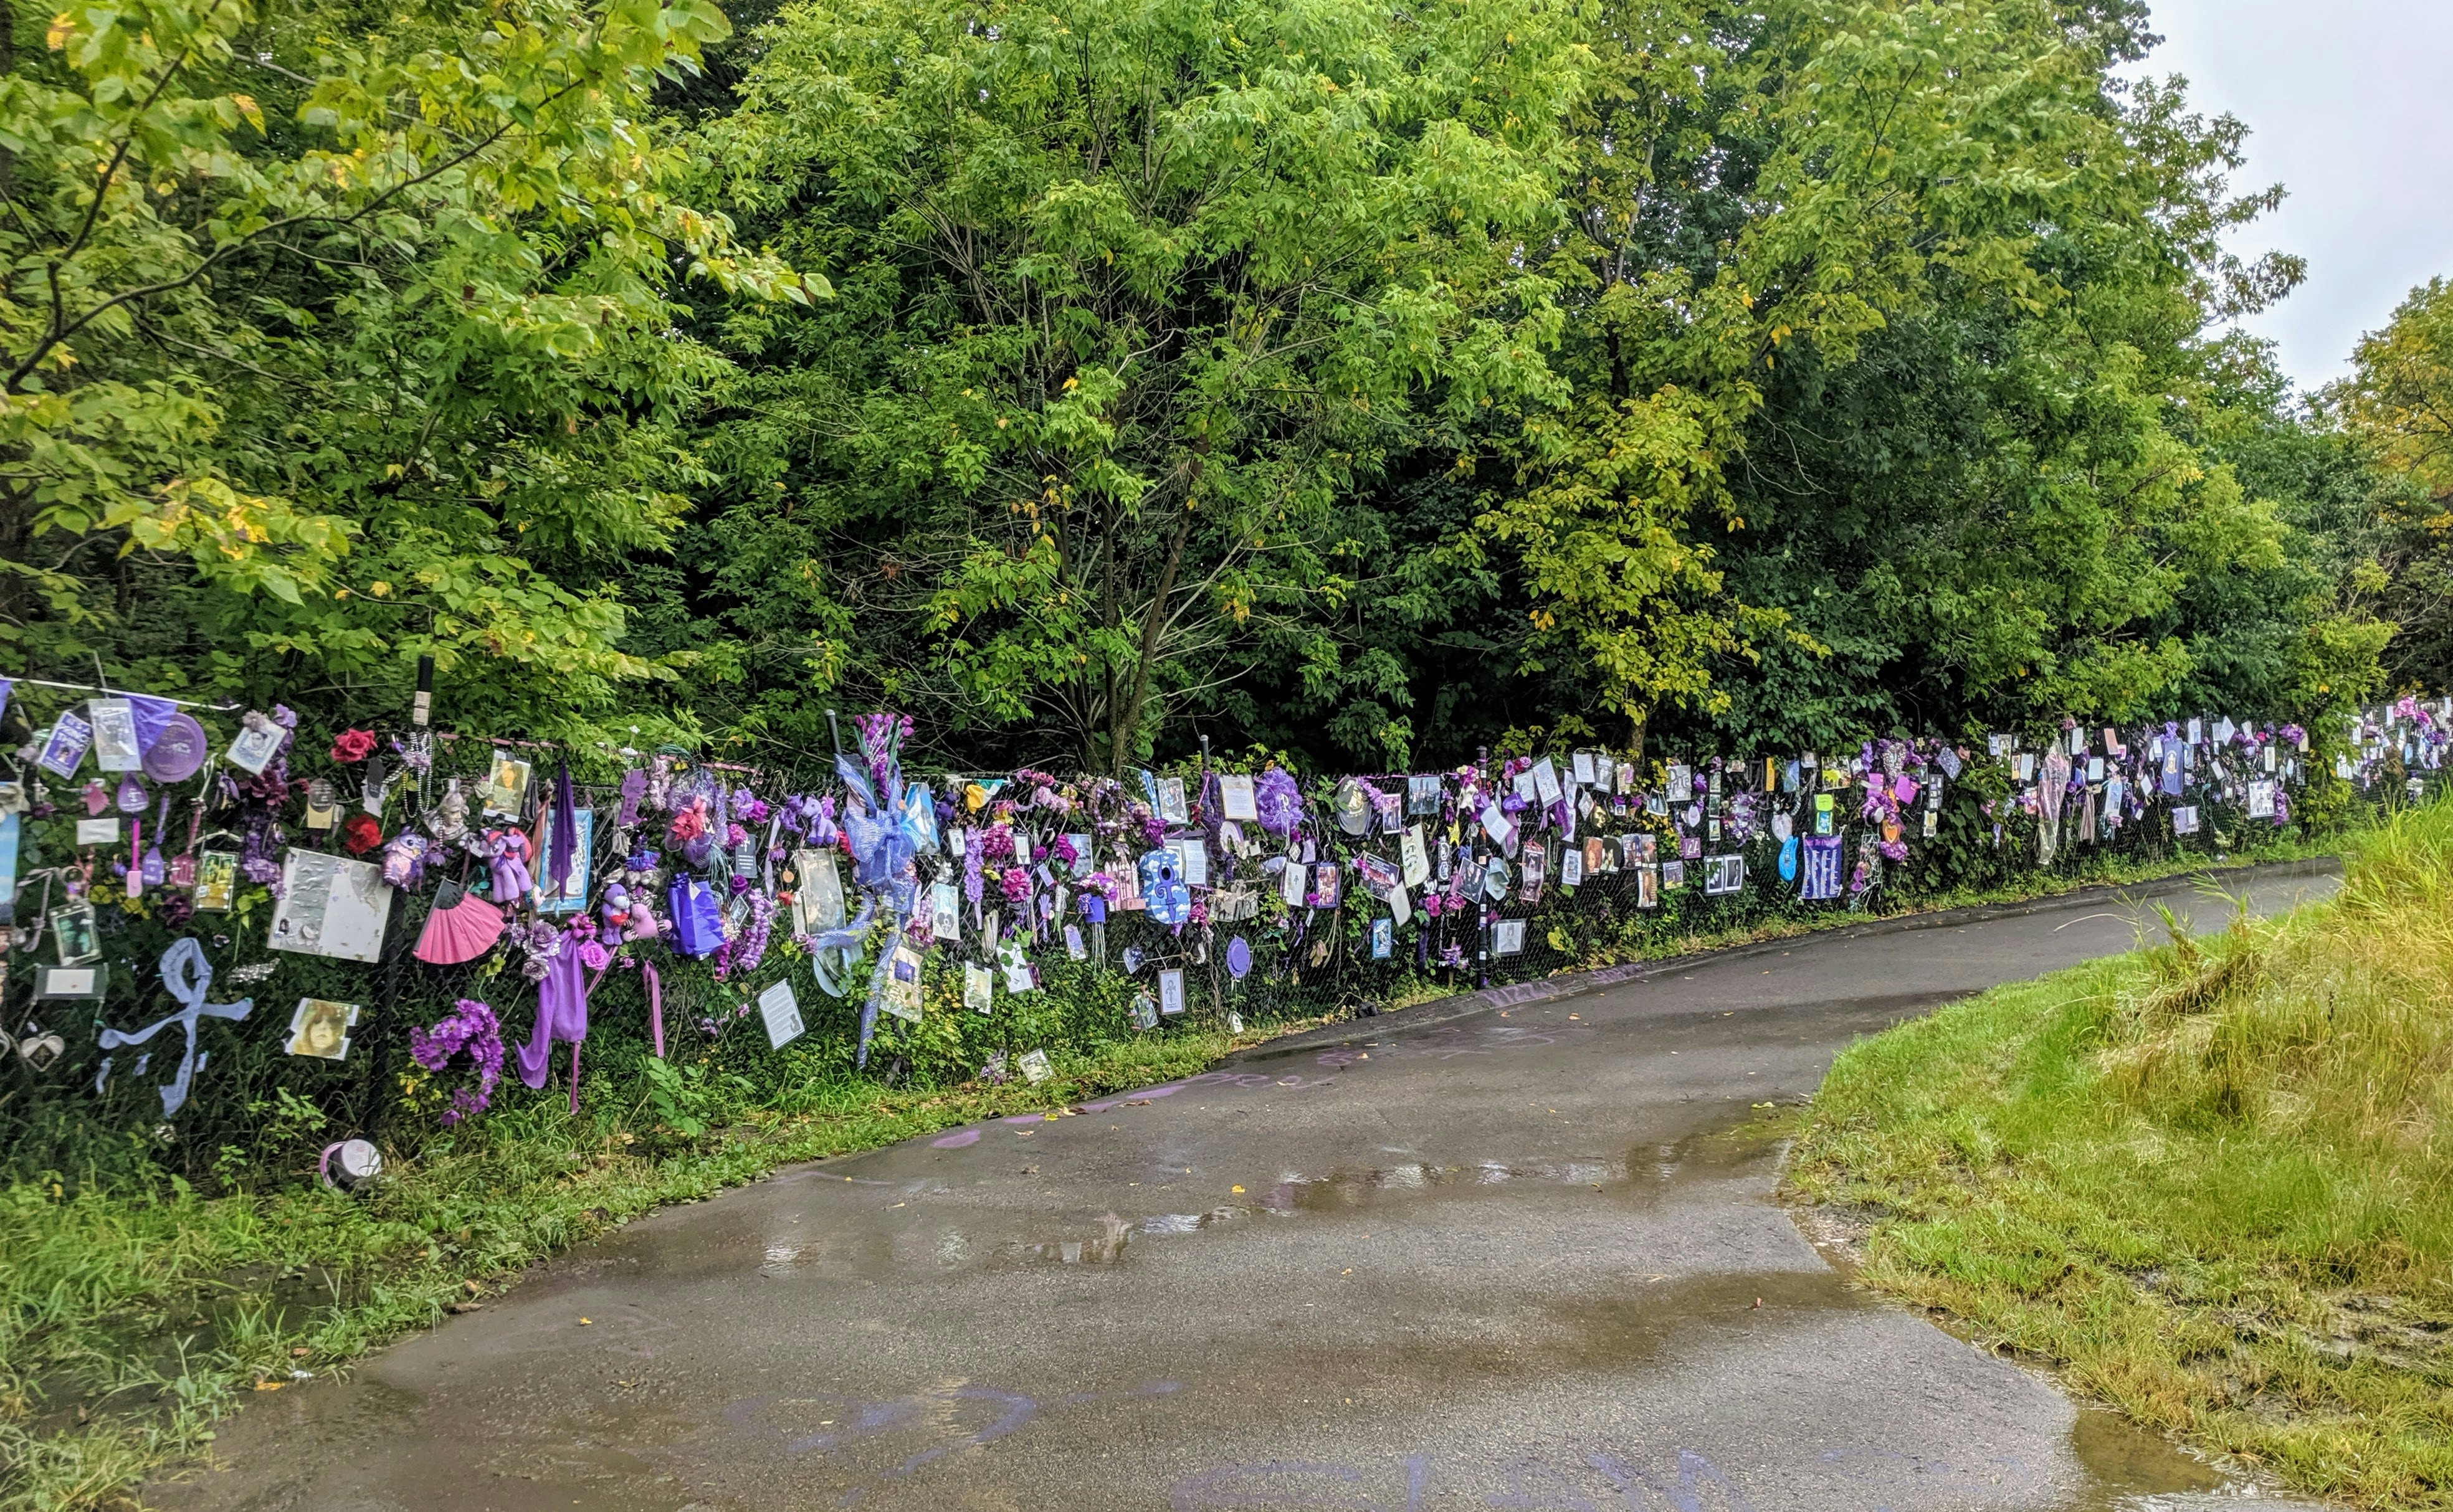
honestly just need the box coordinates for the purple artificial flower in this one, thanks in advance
[409,999,506,1126]
[1254,766,1302,837]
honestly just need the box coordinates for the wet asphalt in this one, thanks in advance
[154,864,2344,1512]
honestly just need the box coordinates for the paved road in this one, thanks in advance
[157,866,2342,1512]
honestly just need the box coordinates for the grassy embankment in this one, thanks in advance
[0,821,2346,1511]
[1789,802,2453,1510]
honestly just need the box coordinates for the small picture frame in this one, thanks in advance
[1492,919,1526,956]
[36,963,107,1000]
[1406,774,1443,815]
[1560,848,1584,888]
[1157,968,1187,1017]
[1369,917,1393,959]
[50,903,100,966]
[1218,774,1259,822]
[193,850,239,911]
[1662,860,1687,890]
[481,750,532,822]
[285,998,361,1061]
[1157,776,1189,825]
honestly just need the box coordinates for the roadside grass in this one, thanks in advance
[1787,802,2453,1510]
[0,824,2350,1511]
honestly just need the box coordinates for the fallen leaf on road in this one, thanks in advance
[1231,1185,1245,1194]
[578,1318,592,1326]
[252,1381,282,1392]
[447,1301,484,1315]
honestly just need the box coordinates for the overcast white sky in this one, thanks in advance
[2131,0,2453,395]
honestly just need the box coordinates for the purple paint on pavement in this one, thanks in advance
[930,1128,981,1149]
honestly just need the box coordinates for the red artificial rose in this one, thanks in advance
[330,728,378,763]
[341,814,384,855]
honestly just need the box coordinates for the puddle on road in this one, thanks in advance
[743,1127,1788,1280]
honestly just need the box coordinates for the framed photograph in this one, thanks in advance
[480,749,531,822]
[87,698,143,773]
[1636,865,1659,910]
[36,713,93,780]
[1171,836,1209,887]
[1279,861,1307,907]
[193,850,239,912]
[1406,774,1442,815]
[285,998,361,1061]
[1157,776,1189,825]
[1218,774,1259,822]
[1157,968,1187,1017]
[1492,919,1526,956]
[1662,860,1687,890]
[1705,854,1745,896]
[1310,862,1342,910]
[1369,917,1393,959]
[533,807,593,913]
[1583,837,1605,875]
[1560,848,1584,888]
[50,903,100,966]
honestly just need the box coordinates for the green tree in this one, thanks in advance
[0,0,811,733]
[686,0,1585,773]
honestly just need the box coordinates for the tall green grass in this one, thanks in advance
[1789,800,2453,1509]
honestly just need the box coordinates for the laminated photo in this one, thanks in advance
[1158,968,1187,1017]
[269,853,394,963]
[286,998,361,1061]
[87,698,143,773]
[193,850,239,912]
[225,720,282,775]
[1218,774,1259,822]
[36,713,93,779]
